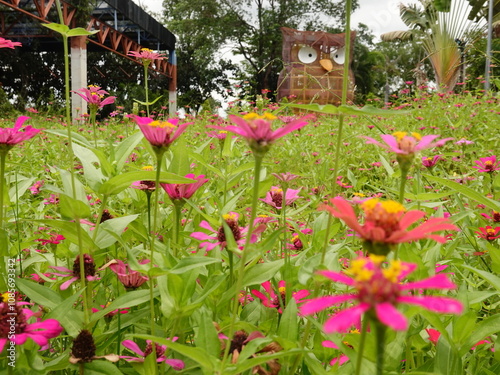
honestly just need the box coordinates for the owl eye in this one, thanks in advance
[297,46,318,64]
[331,47,346,65]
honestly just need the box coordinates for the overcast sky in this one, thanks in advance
[133,0,415,39]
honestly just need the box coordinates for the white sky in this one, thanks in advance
[133,0,415,39]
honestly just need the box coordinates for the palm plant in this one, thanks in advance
[381,0,485,91]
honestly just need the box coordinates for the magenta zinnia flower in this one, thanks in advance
[209,112,311,156]
[473,156,500,173]
[0,37,22,49]
[300,256,463,332]
[475,226,500,241]
[260,186,301,210]
[322,198,458,255]
[190,212,265,251]
[133,116,192,153]
[128,48,166,66]
[251,280,309,313]
[121,339,184,370]
[161,173,208,201]
[49,254,99,290]
[421,155,443,168]
[361,132,453,156]
[0,302,63,351]
[73,85,116,110]
[0,116,40,152]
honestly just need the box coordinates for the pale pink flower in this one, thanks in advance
[132,116,192,152]
[360,132,453,156]
[260,186,301,210]
[72,86,116,110]
[0,116,40,151]
[300,256,463,332]
[128,48,166,65]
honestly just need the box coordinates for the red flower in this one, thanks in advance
[475,226,500,241]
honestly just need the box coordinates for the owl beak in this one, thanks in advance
[319,59,333,72]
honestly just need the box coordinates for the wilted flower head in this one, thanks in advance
[70,329,119,364]
[161,174,208,201]
[49,254,99,290]
[105,259,149,289]
[0,116,40,153]
[321,198,458,255]
[300,256,463,332]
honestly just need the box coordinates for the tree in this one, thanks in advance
[381,0,485,92]
[162,0,359,108]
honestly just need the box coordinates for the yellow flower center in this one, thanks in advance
[346,258,374,282]
[142,166,154,171]
[278,286,286,294]
[141,48,153,52]
[382,260,403,283]
[485,161,493,165]
[1,292,11,303]
[149,120,176,129]
[223,213,238,221]
[271,187,283,194]
[243,112,277,121]
[291,235,299,243]
[353,192,366,197]
[487,228,495,235]
[219,130,228,134]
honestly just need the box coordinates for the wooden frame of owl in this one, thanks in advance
[277,27,355,105]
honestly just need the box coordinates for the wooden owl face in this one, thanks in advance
[278,27,355,105]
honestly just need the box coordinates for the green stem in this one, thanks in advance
[355,318,369,375]
[144,64,150,117]
[172,201,183,257]
[91,194,109,242]
[399,166,409,204]
[222,155,263,368]
[91,109,97,148]
[0,152,6,229]
[374,319,387,375]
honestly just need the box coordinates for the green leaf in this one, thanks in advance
[461,314,500,355]
[424,174,500,211]
[72,143,106,190]
[338,104,411,115]
[287,103,339,114]
[461,265,500,292]
[133,96,163,106]
[242,259,284,287]
[169,257,221,274]
[45,291,84,337]
[98,171,195,195]
[16,278,62,309]
[94,215,139,249]
[434,335,462,375]
[59,193,91,219]
[67,28,99,37]
[42,23,70,35]
[278,299,298,341]
[90,290,155,323]
[114,131,144,172]
[195,308,220,357]
[44,129,92,147]
[82,361,123,375]
[0,228,8,256]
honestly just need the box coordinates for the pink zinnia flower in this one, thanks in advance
[0,116,40,152]
[132,116,192,153]
[49,254,99,290]
[361,132,453,156]
[475,226,500,241]
[260,186,301,210]
[473,156,500,173]
[0,37,22,49]
[35,233,65,246]
[321,198,458,255]
[422,155,443,168]
[300,256,463,332]
[161,174,208,201]
[251,280,309,313]
[208,112,311,156]
[127,48,166,66]
[322,340,350,366]
[29,180,44,195]
[121,339,184,370]
[0,302,63,351]
[72,85,116,110]
[190,212,265,251]
[481,211,500,222]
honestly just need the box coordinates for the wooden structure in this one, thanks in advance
[277,27,355,105]
[0,0,177,117]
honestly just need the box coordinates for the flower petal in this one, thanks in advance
[397,295,463,314]
[300,294,356,316]
[122,340,145,356]
[400,274,456,291]
[323,303,369,333]
[318,270,355,286]
[375,302,408,330]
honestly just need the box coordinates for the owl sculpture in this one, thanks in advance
[277,27,355,105]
